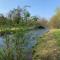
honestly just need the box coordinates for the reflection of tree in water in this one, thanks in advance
[0,30,29,60]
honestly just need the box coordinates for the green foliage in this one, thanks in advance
[0,6,48,60]
[49,8,60,28]
[0,6,48,29]
[0,29,28,60]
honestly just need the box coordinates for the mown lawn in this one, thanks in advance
[32,29,60,60]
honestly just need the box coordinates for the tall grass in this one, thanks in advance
[32,29,60,60]
[0,28,29,60]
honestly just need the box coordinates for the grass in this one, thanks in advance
[50,29,60,46]
[32,29,60,60]
[0,26,34,33]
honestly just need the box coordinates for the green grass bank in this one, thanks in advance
[33,29,60,60]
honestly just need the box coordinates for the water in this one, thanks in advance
[0,29,48,48]
[0,36,4,47]
[25,29,49,48]
[24,29,49,60]
[0,29,48,60]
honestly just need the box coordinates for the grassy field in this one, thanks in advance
[33,29,60,60]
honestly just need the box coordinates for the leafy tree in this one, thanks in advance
[23,7,30,23]
[32,16,39,21]
[0,14,7,26]
[49,8,60,28]
[8,6,22,24]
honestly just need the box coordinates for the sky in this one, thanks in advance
[0,0,60,19]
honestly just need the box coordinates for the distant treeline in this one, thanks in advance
[0,6,60,29]
[0,6,48,28]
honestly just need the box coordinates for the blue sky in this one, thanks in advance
[0,0,60,19]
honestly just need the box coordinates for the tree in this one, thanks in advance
[23,7,30,23]
[32,16,39,21]
[0,14,7,26]
[8,6,22,24]
[49,8,60,28]
[40,18,48,27]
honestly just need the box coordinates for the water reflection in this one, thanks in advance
[0,29,48,47]
[0,29,48,60]
[0,37,4,47]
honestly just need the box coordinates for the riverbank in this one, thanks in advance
[0,26,35,34]
[0,28,48,60]
[33,29,60,60]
